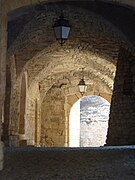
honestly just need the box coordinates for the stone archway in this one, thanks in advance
[80,95,110,147]
[69,95,110,147]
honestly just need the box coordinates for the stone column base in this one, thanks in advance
[19,134,27,147]
[9,135,19,147]
[0,141,4,170]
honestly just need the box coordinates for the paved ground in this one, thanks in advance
[0,146,135,180]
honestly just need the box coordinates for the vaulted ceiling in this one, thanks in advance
[6,0,135,100]
[4,0,135,13]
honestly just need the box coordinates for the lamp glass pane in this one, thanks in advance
[62,26,70,39]
[54,26,61,39]
[79,85,85,93]
[85,85,87,92]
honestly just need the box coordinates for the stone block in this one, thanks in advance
[19,140,27,147]
[0,141,4,170]
[9,135,19,147]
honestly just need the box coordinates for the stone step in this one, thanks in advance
[0,146,135,180]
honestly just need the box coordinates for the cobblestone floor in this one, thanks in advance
[0,146,135,180]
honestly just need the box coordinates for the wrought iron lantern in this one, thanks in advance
[78,68,87,96]
[53,11,71,46]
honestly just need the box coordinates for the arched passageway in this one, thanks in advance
[7,2,118,148]
[69,96,110,147]
[0,0,135,172]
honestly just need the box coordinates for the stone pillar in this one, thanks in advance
[64,99,70,147]
[40,87,66,147]
[106,47,135,145]
[34,98,41,147]
[0,0,7,170]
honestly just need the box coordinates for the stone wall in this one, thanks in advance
[25,98,36,146]
[106,47,135,145]
[0,0,7,170]
[0,141,4,170]
[9,79,20,135]
[41,86,66,146]
[2,61,11,146]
